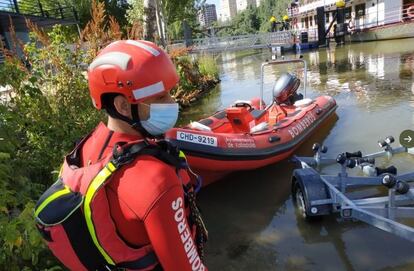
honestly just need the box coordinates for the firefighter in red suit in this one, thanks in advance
[35,40,208,271]
[86,40,208,270]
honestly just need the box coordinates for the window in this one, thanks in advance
[309,16,313,26]
[325,12,330,23]
[355,4,365,18]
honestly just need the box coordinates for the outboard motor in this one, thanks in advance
[273,73,302,105]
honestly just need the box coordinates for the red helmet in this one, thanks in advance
[87,40,179,109]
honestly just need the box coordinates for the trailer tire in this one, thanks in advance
[291,168,332,220]
[293,181,314,220]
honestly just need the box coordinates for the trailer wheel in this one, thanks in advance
[291,168,332,221]
[293,180,315,220]
[293,182,307,218]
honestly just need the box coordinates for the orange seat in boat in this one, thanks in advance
[226,106,256,133]
[267,104,287,126]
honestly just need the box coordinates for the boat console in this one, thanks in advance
[226,104,256,133]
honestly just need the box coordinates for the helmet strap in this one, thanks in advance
[130,104,153,138]
[104,100,153,138]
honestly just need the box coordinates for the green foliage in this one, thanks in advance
[104,0,130,28]
[163,0,204,27]
[167,21,183,41]
[198,55,219,79]
[169,50,219,106]
[17,0,65,18]
[219,0,291,36]
[68,0,93,26]
[0,24,104,269]
[126,0,144,25]
[64,0,130,28]
[231,6,261,35]
[175,55,201,91]
[126,0,204,41]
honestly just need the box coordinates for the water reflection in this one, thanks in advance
[178,84,222,125]
[304,40,414,112]
[183,38,414,270]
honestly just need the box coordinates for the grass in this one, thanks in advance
[198,55,219,79]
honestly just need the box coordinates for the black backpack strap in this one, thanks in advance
[109,140,186,173]
[67,129,96,167]
[111,141,150,168]
[132,140,187,169]
[112,140,201,191]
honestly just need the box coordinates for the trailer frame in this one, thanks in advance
[292,137,414,242]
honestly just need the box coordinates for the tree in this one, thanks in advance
[143,0,158,41]
[62,0,130,28]
[104,0,130,29]
[167,21,183,41]
[218,0,291,36]
[16,0,130,29]
[127,0,204,44]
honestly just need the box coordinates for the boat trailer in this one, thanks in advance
[291,136,414,242]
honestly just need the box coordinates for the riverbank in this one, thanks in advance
[169,49,220,108]
[174,77,220,107]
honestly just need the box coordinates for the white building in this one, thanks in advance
[237,0,256,13]
[220,0,237,22]
[220,0,262,21]
[289,0,410,32]
[198,4,218,27]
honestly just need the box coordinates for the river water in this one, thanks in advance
[181,38,414,271]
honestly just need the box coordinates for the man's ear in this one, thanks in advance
[113,95,131,118]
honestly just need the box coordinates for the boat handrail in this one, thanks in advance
[260,59,307,110]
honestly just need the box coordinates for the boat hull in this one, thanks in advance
[166,96,337,185]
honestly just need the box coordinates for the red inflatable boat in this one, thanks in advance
[165,60,337,185]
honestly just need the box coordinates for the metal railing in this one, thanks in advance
[182,30,319,52]
[351,3,414,31]
[167,28,320,52]
[0,0,77,21]
[192,32,292,49]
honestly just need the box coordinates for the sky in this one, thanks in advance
[206,0,221,11]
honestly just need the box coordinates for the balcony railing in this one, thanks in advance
[349,3,413,31]
[0,0,78,22]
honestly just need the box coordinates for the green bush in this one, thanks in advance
[0,24,104,269]
[198,55,219,79]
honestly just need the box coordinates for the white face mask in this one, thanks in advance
[140,103,179,136]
